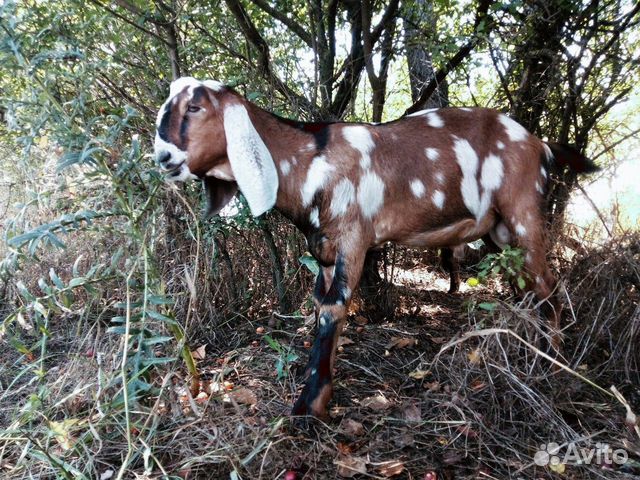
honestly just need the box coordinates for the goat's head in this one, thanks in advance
[154,77,278,217]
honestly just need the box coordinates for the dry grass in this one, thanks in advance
[1,231,639,479]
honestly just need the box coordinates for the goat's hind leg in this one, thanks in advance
[441,247,461,293]
[291,251,365,420]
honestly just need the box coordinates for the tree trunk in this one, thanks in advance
[402,0,448,106]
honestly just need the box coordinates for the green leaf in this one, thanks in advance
[68,277,86,288]
[140,356,176,367]
[263,334,282,353]
[478,302,496,312]
[146,310,177,324]
[49,268,65,289]
[517,276,527,289]
[148,295,174,305]
[299,253,320,275]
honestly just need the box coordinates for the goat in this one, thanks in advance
[154,77,598,420]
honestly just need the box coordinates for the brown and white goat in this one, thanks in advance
[154,77,598,419]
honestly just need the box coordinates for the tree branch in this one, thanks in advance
[224,0,316,114]
[330,0,399,117]
[87,0,170,46]
[249,0,312,47]
[405,0,494,115]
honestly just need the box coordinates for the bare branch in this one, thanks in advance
[249,0,312,47]
[87,0,170,46]
[224,0,316,114]
[405,0,494,115]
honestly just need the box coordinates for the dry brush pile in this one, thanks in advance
[1,176,638,479]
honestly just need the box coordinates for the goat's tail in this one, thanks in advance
[544,142,600,174]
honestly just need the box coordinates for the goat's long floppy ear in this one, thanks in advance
[204,177,238,218]
[223,104,278,217]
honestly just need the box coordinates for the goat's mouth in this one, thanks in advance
[162,160,185,173]
[162,161,199,183]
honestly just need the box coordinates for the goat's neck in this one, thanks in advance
[245,101,322,227]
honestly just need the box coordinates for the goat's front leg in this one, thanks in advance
[292,251,365,420]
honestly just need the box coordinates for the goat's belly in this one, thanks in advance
[394,216,495,248]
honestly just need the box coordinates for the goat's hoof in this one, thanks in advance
[291,389,330,426]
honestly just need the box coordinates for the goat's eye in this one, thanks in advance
[187,105,200,113]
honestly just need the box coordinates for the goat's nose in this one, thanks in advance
[157,151,171,166]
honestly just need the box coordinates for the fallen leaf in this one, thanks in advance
[337,337,354,347]
[191,344,207,360]
[377,460,405,477]
[442,451,463,464]
[549,462,566,474]
[467,348,482,365]
[470,379,487,391]
[100,470,114,480]
[409,369,430,380]
[386,336,417,349]
[354,316,368,325]
[335,455,367,478]
[229,388,257,405]
[195,392,209,404]
[341,418,365,436]
[429,337,447,344]
[362,394,392,411]
[393,431,415,447]
[455,424,478,438]
[423,471,438,480]
[336,442,353,455]
[424,381,440,392]
[401,403,421,422]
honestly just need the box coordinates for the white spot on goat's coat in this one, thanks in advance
[411,179,425,198]
[426,112,444,128]
[477,154,504,220]
[536,181,544,193]
[481,154,504,191]
[357,171,385,218]
[432,190,445,209]
[435,172,445,184]
[454,139,480,217]
[301,155,334,206]
[515,223,527,236]
[543,143,553,161]
[343,126,374,169]
[310,207,320,228]
[330,178,355,218]
[540,166,547,179]
[425,148,439,161]
[496,140,505,150]
[279,159,291,176]
[499,114,528,142]
[454,141,504,221]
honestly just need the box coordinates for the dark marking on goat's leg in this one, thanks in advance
[441,247,460,293]
[291,306,344,420]
[292,250,365,420]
